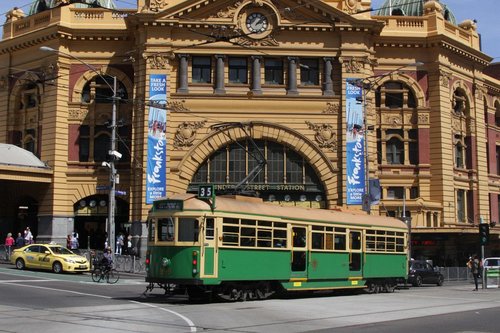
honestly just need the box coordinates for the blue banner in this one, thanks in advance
[345,78,365,205]
[146,74,168,204]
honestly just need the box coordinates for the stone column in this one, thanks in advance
[214,55,226,94]
[177,54,189,93]
[287,57,298,95]
[251,56,262,95]
[323,57,334,96]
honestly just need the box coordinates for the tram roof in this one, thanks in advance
[164,194,408,230]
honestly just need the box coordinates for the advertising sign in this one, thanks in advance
[345,78,365,205]
[146,74,168,204]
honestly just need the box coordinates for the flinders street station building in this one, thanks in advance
[0,0,499,266]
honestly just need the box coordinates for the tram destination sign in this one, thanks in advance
[154,200,183,211]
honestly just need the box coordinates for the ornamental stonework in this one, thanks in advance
[343,0,360,14]
[305,121,337,151]
[440,69,451,88]
[384,114,402,127]
[146,54,171,70]
[323,102,339,114]
[69,108,89,121]
[210,1,242,18]
[143,0,168,12]
[339,57,364,73]
[173,121,207,149]
[418,113,429,124]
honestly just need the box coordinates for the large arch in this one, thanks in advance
[176,121,338,206]
[370,73,426,107]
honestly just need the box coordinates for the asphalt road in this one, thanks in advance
[1,263,499,333]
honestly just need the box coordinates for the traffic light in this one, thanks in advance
[479,223,489,245]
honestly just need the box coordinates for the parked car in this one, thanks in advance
[11,244,90,273]
[408,260,444,287]
[483,257,500,268]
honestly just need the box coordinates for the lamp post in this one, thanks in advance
[40,46,120,255]
[357,61,424,214]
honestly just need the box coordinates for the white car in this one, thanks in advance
[483,257,500,288]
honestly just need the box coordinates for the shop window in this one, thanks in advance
[264,58,283,85]
[228,57,248,84]
[192,56,212,83]
[300,58,319,86]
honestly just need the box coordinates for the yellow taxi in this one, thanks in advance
[11,244,90,273]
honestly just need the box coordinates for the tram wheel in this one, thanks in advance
[366,282,379,294]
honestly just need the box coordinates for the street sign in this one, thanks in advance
[115,190,127,196]
[198,184,215,199]
[96,185,110,191]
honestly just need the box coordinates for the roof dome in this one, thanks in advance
[375,0,457,25]
[29,0,117,16]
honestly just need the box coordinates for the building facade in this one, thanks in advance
[0,0,499,265]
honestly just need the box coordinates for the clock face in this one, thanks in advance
[246,13,268,33]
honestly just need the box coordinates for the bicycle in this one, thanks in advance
[91,263,120,284]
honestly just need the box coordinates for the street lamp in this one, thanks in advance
[40,46,120,255]
[357,61,424,214]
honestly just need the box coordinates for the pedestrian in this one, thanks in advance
[24,227,33,245]
[115,233,124,255]
[4,233,15,258]
[15,232,24,248]
[69,233,79,250]
[467,255,481,291]
[66,234,72,248]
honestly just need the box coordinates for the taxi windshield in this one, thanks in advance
[49,246,74,255]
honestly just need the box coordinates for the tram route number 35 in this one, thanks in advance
[198,185,215,199]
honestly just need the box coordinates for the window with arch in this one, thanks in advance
[77,75,131,163]
[190,139,324,200]
[375,81,417,108]
[11,80,41,155]
[495,101,500,127]
[452,89,469,116]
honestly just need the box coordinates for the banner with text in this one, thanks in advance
[146,74,168,204]
[345,78,365,205]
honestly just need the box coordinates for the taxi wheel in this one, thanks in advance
[16,258,25,270]
[52,262,63,274]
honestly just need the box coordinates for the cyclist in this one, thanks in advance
[101,247,113,272]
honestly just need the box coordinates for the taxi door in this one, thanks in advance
[24,245,40,269]
[37,245,52,270]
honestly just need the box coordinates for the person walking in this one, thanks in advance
[467,255,481,291]
[4,233,15,259]
[24,227,33,245]
[15,232,24,248]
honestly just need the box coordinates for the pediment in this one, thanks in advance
[143,0,380,31]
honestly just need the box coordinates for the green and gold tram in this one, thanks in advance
[146,194,409,301]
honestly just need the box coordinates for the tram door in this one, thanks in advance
[348,230,363,278]
[291,226,308,278]
[200,217,217,278]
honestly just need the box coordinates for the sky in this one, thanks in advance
[0,0,498,60]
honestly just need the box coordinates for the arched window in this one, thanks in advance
[81,76,128,104]
[495,101,500,127]
[454,134,465,169]
[93,133,110,162]
[191,140,324,203]
[375,81,417,108]
[452,89,469,116]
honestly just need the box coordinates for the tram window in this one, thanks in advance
[274,222,287,228]
[148,219,156,241]
[273,229,287,248]
[366,235,375,250]
[325,233,334,250]
[292,228,306,247]
[205,218,214,240]
[396,237,404,252]
[257,230,272,247]
[259,221,272,227]
[158,218,174,241]
[178,218,199,242]
[350,231,361,250]
[222,225,239,245]
[241,219,256,225]
[334,233,346,250]
[241,227,256,247]
[312,233,324,249]
[224,218,239,225]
